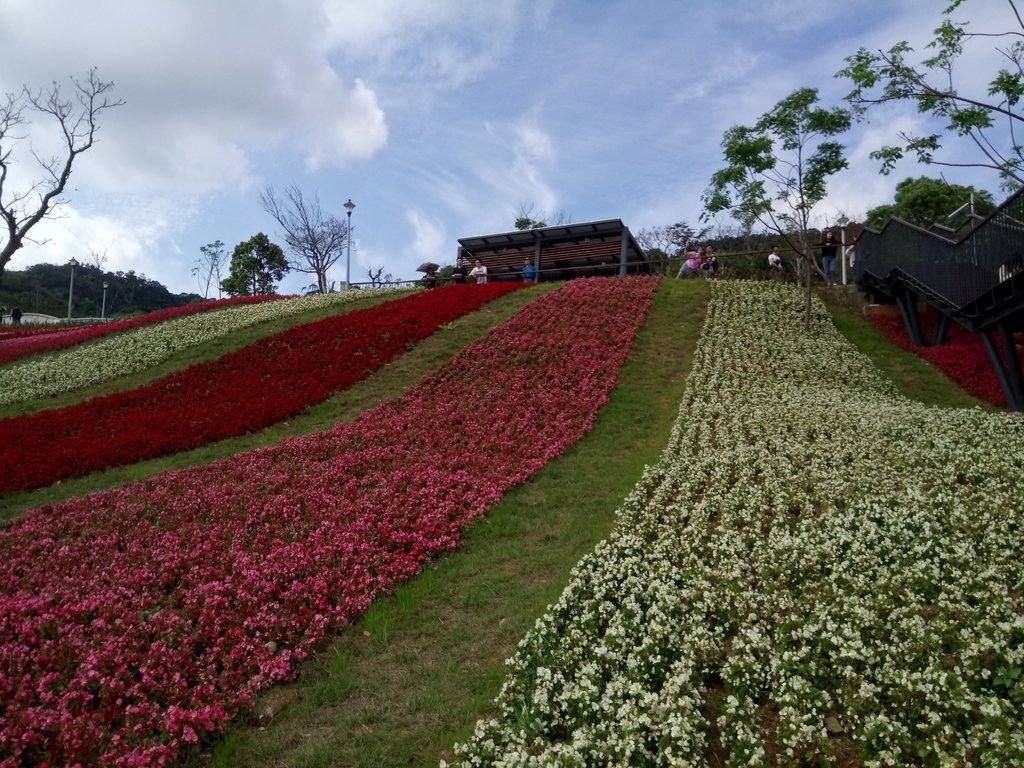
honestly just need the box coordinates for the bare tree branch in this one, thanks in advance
[261,185,347,293]
[0,68,124,281]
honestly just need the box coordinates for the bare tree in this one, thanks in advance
[260,185,348,293]
[0,68,124,281]
[635,222,709,275]
[192,240,227,298]
[87,240,112,270]
[367,266,394,287]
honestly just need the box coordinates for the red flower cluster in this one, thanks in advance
[866,308,1022,406]
[0,276,658,766]
[0,284,520,493]
[0,296,283,366]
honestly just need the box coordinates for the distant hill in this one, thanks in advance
[0,263,203,319]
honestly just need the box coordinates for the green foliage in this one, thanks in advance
[702,87,850,257]
[864,176,996,230]
[221,233,289,296]
[0,262,200,318]
[837,2,1024,188]
[514,216,546,230]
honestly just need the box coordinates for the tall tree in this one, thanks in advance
[702,87,851,328]
[260,185,348,293]
[635,222,708,274]
[192,240,228,298]
[864,176,996,230]
[220,233,288,296]
[838,0,1024,189]
[0,68,124,282]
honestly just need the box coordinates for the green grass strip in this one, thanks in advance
[189,278,710,768]
[0,286,554,521]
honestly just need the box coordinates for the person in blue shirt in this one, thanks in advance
[521,257,537,282]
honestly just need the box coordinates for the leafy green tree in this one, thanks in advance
[864,176,996,230]
[220,233,288,296]
[838,1,1024,189]
[702,87,851,328]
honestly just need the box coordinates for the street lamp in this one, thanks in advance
[837,215,849,285]
[344,198,355,289]
[67,258,78,321]
[101,281,109,320]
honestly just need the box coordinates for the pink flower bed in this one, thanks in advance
[0,283,521,494]
[866,307,1022,406]
[0,296,284,366]
[0,276,659,767]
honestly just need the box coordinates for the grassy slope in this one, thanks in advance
[0,286,552,520]
[822,294,995,410]
[0,292,414,420]
[3,280,997,766]
[191,278,711,767]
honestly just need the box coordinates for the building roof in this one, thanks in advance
[457,219,647,280]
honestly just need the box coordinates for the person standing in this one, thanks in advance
[677,243,702,278]
[0,306,6,325]
[701,244,718,279]
[422,265,438,289]
[820,230,839,285]
[10,306,22,325]
[469,258,488,284]
[452,256,469,284]
[768,246,783,281]
[521,257,537,283]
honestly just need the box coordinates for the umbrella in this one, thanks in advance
[416,261,440,273]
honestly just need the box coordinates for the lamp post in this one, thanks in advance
[837,215,849,285]
[101,281,109,320]
[343,198,355,290]
[67,258,78,321]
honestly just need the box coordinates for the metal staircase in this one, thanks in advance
[855,188,1024,410]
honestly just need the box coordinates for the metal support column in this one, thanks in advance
[980,328,1023,412]
[998,322,1024,410]
[534,240,542,282]
[895,290,925,346]
[619,227,629,277]
[931,311,950,347]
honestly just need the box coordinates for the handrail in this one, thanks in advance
[854,189,1024,319]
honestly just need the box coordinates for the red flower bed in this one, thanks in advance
[0,276,658,767]
[0,295,284,366]
[0,284,520,494]
[866,307,1022,406]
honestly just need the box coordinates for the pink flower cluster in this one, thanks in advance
[867,308,1023,407]
[0,284,520,493]
[0,296,283,366]
[0,276,658,766]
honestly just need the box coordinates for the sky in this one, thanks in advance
[0,0,1013,296]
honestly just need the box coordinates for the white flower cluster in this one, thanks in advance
[447,282,1024,767]
[0,289,403,406]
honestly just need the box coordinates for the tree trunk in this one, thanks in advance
[804,248,813,331]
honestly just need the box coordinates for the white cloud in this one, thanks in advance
[404,209,449,266]
[1,0,1018,298]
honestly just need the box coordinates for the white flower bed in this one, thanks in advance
[448,282,1024,767]
[0,289,405,406]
